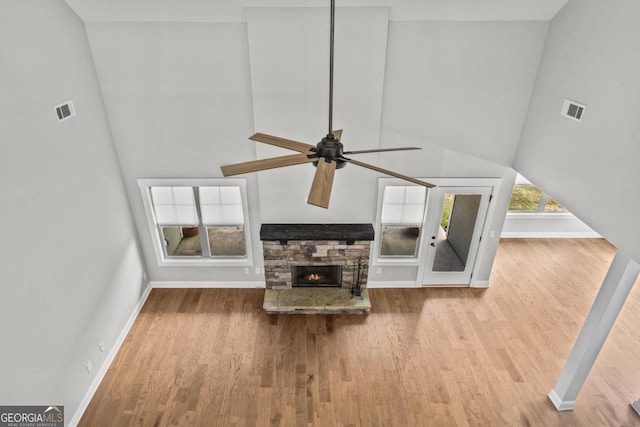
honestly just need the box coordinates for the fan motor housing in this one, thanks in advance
[314,136,346,168]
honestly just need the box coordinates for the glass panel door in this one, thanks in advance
[420,187,491,285]
[432,194,481,272]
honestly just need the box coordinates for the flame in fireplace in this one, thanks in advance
[305,273,324,282]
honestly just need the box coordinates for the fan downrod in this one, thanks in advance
[313,135,346,168]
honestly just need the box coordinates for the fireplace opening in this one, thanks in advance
[292,265,342,287]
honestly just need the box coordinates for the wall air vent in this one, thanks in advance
[54,100,76,122]
[561,99,586,122]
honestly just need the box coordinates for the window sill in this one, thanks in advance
[157,257,251,267]
[506,212,573,219]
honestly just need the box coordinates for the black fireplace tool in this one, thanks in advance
[351,257,366,297]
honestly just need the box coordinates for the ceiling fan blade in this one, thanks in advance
[332,129,343,141]
[343,147,421,155]
[342,157,435,188]
[249,133,316,153]
[221,153,316,177]
[307,159,337,209]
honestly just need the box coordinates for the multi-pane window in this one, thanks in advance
[508,174,566,213]
[140,180,250,264]
[379,186,427,257]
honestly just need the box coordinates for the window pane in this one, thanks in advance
[380,226,420,257]
[440,194,454,230]
[199,186,244,225]
[433,194,481,272]
[207,226,246,256]
[162,226,202,256]
[508,185,542,211]
[151,187,198,225]
[381,186,426,224]
[544,197,566,212]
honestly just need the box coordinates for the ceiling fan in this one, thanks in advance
[221,0,435,208]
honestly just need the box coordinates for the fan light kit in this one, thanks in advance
[221,0,435,208]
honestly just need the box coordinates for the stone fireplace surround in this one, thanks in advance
[260,224,374,314]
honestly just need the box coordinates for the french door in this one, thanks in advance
[419,186,492,285]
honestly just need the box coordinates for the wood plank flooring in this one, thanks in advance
[80,238,640,426]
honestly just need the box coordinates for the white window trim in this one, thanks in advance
[138,178,253,267]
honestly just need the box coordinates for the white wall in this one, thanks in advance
[0,0,147,420]
[85,23,264,283]
[247,7,389,223]
[381,21,548,168]
[513,0,640,261]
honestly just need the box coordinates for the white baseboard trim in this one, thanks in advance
[631,400,640,416]
[366,281,419,288]
[548,389,575,411]
[68,283,153,427]
[501,232,601,238]
[150,280,265,289]
[470,280,489,288]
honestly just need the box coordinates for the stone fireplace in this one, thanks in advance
[260,224,374,314]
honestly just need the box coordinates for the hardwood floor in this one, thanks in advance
[80,238,640,426]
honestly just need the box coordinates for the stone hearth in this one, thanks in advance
[263,288,371,314]
[260,224,374,314]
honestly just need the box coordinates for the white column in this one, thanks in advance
[548,251,640,411]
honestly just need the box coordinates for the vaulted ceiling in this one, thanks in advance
[67,0,569,224]
[66,0,569,22]
[55,0,640,264]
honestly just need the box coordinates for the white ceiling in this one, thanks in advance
[65,0,569,23]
